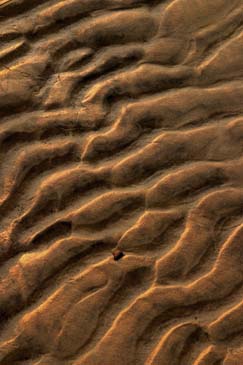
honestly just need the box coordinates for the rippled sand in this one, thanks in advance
[0,1,243,364]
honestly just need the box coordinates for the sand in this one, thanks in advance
[0,0,243,364]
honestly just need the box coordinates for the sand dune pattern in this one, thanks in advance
[0,0,243,364]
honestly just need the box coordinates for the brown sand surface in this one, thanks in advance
[0,0,243,364]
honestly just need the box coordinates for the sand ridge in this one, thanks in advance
[0,0,243,364]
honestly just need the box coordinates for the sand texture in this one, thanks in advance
[0,0,243,364]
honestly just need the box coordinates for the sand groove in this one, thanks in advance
[0,0,243,364]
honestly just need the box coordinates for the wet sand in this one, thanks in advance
[0,0,243,364]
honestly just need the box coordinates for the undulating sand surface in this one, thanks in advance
[0,0,243,364]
